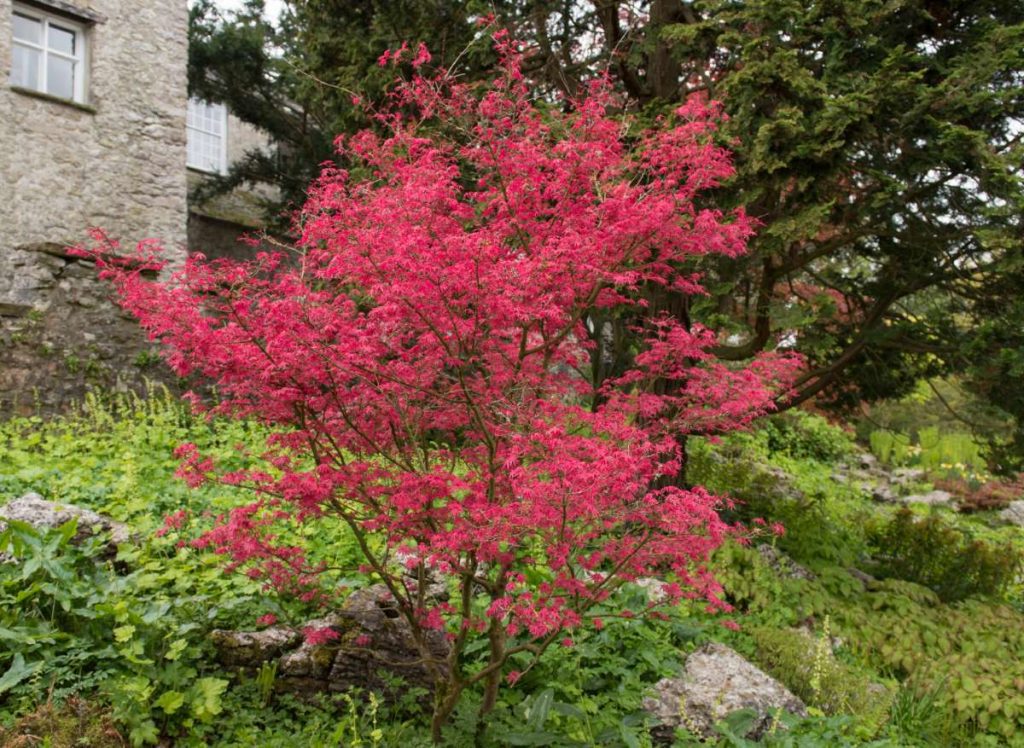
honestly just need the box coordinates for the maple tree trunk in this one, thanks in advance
[431,680,464,744]
[650,284,693,489]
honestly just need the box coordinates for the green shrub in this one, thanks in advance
[761,411,855,462]
[837,590,1024,743]
[0,518,249,745]
[751,624,892,733]
[868,508,1022,602]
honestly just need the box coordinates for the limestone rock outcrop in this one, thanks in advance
[211,584,450,700]
[0,493,131,550]
[643,642,807,742]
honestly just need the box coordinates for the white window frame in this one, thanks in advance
[10,3,88,103]
[186,98,229,175]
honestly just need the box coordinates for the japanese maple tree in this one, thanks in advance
[89,37,798,740]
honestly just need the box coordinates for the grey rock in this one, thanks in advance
[327,584,449,696]
[277,614,346,691]
[757,544,815,581]
[643,642,807,742]
[1000,501,1024,527]
[635,577,670,603]
[847,567,876,587]
[209,627,302,668]
[392,549,450,602]
[891,468,926,485]
[857,453,878,470]
[900,490,953,507]
[791,624,843,657]
[210,585,450,701]
[0,493,131,547]
[871,485,899,503]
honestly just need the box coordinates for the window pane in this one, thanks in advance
[187,99,225,135]
[11,43,40,89]
[12,12,41,44]
[46,54,74,99]
[48,24,76,56]
[187,128,223,172]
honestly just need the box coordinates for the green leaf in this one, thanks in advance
[550,701,586,719]
[0,654,42,694]
[165,638,188,661]
[128,720,160,747]
[191,677,228,722]
[619,720,641,748]
[716,708,759,739]
[154,690,186,715]
[114,625,136,643]
[504,731,560,746]
[526,688,554,729]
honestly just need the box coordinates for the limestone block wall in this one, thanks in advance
[0,0,188,414]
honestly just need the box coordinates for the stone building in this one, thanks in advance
[0,0,271,414]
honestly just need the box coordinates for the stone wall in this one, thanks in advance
[0,0,189,414]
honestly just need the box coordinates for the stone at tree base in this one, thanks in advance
[1001,501,1024,527]
[643,642,807,743]
[209,627,302,668]
[0,493,131,548]
[326,585,449,696]
[211,585,449,701]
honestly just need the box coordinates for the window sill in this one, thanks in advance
[9,85,96,114]
[187,165,228,177]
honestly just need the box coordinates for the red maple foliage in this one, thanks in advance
[85,37,799,737]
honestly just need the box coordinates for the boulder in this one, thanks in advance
[209,627,302,668]
[643,642,807,742]
[326,584,449,695]
[391,549,450,602]
[857,453,878,470]
[1000,501,1024,527]
[847,566,876,588]
[635,577,670,603]
[762,466,806,501]
[900,490,953,507]
[278,613,347,695]
[890,467,926,486]
[0,493,130,551]
[757,544,815,581]
[871,485,899,503]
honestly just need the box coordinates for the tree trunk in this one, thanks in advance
[431,680,464,744]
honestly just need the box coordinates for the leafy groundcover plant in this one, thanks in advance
[82,35,798,742]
